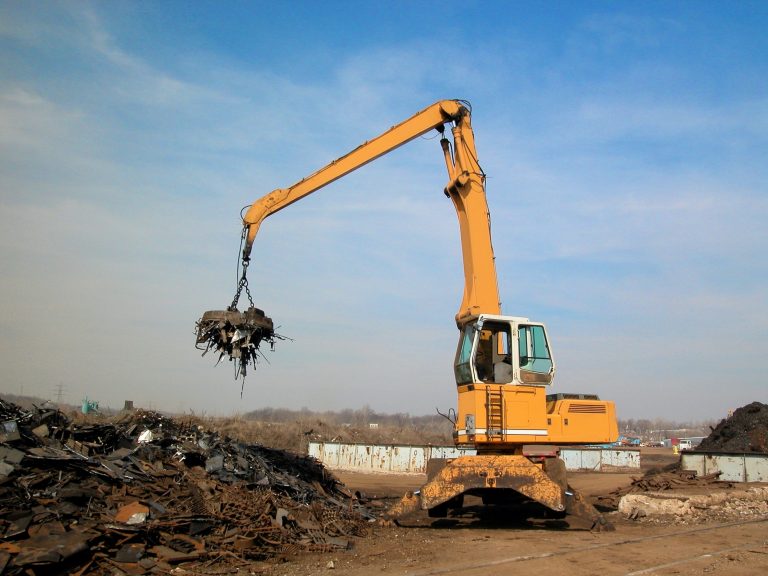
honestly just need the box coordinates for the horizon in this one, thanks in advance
[0,391,732,429]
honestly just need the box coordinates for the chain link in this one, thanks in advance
[229,226,255,311]
[230,257,255,311]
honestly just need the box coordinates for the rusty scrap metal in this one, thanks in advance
[195,306,284,379]
[0,397,372,575]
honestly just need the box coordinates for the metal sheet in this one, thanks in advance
[428,446,470,460]
[560,449,601,471]
[559,449,584,471]
[682,453,706,477]
[581,449,602,471]
[308,442,639,474]
[337,443,356,470]
[394,445,423,473]
[352,445,370,470]
[682,452,768,482]
[601,448,641,470]
[370,444,392,472]
[0,420,20,443]
[706,454,745,482]
[745,454,768,482]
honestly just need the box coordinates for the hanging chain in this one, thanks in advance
[230,259,255,311]
[230,228,255,311]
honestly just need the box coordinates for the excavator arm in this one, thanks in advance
[241,99,501,322]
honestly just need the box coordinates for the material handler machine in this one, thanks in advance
[197,100,618,527]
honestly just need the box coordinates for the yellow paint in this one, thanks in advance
[456,383,618,447]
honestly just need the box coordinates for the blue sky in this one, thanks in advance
[1,1,766,421]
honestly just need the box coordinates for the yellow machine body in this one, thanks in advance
[456,384,618,448]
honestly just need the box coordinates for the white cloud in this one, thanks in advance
[0,88,87,162]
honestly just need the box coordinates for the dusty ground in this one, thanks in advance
[256,448,768,576]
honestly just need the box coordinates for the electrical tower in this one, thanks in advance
[54,382,66,404]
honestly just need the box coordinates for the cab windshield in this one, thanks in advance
[454,324,475,385]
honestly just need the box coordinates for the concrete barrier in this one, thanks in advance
[308,441,640,474]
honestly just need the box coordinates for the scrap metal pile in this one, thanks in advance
[195,307,281,378]
[0,398,372,575]
[697,401,768,453]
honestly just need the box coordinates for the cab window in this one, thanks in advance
[518,324,553,384]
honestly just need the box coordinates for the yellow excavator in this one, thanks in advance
[197,100,618,527]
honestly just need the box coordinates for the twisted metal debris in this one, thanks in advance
[195,306,283,378]
[0,398,372,575]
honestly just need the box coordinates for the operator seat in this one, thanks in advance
[494,361,513,383]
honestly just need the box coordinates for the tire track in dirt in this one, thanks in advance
[409,518,768,576]
[625,541,767,575]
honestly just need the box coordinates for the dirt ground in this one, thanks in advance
[259,448,768,576]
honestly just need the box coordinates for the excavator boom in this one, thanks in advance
[241,99,501,322]
[242,100,461,256]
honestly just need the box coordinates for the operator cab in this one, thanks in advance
[454,314,555,386]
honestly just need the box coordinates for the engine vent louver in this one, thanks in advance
[567,403,607,414]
